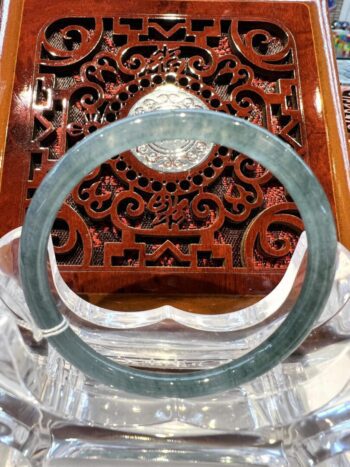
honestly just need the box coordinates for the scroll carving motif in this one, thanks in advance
[27,16,304,272]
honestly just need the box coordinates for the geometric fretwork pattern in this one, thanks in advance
[342,86,350,139]
[28,17,304,271]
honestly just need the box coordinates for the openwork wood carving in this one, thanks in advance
[342,86,350,138]
[28,16,303,277]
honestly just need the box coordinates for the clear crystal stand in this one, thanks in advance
[0,226,349,466]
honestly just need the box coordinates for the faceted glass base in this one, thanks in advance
[0,228,349,465]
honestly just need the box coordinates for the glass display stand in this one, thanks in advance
[0,227,349,466]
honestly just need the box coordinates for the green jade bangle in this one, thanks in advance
[20,110,337,398]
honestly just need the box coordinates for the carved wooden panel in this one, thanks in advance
[342,85,350,138]
[1,0,349,295]
[30,16,304,273]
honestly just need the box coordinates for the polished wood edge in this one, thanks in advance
[0,0,25,189]
[78,293,263,313]
[311,0,350,247]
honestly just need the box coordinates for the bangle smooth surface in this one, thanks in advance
[19,109,337,398]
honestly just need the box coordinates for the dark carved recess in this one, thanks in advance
[342,86,350,138]
[28,16,304,277]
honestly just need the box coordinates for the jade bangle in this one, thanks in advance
[20,110,337,398]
